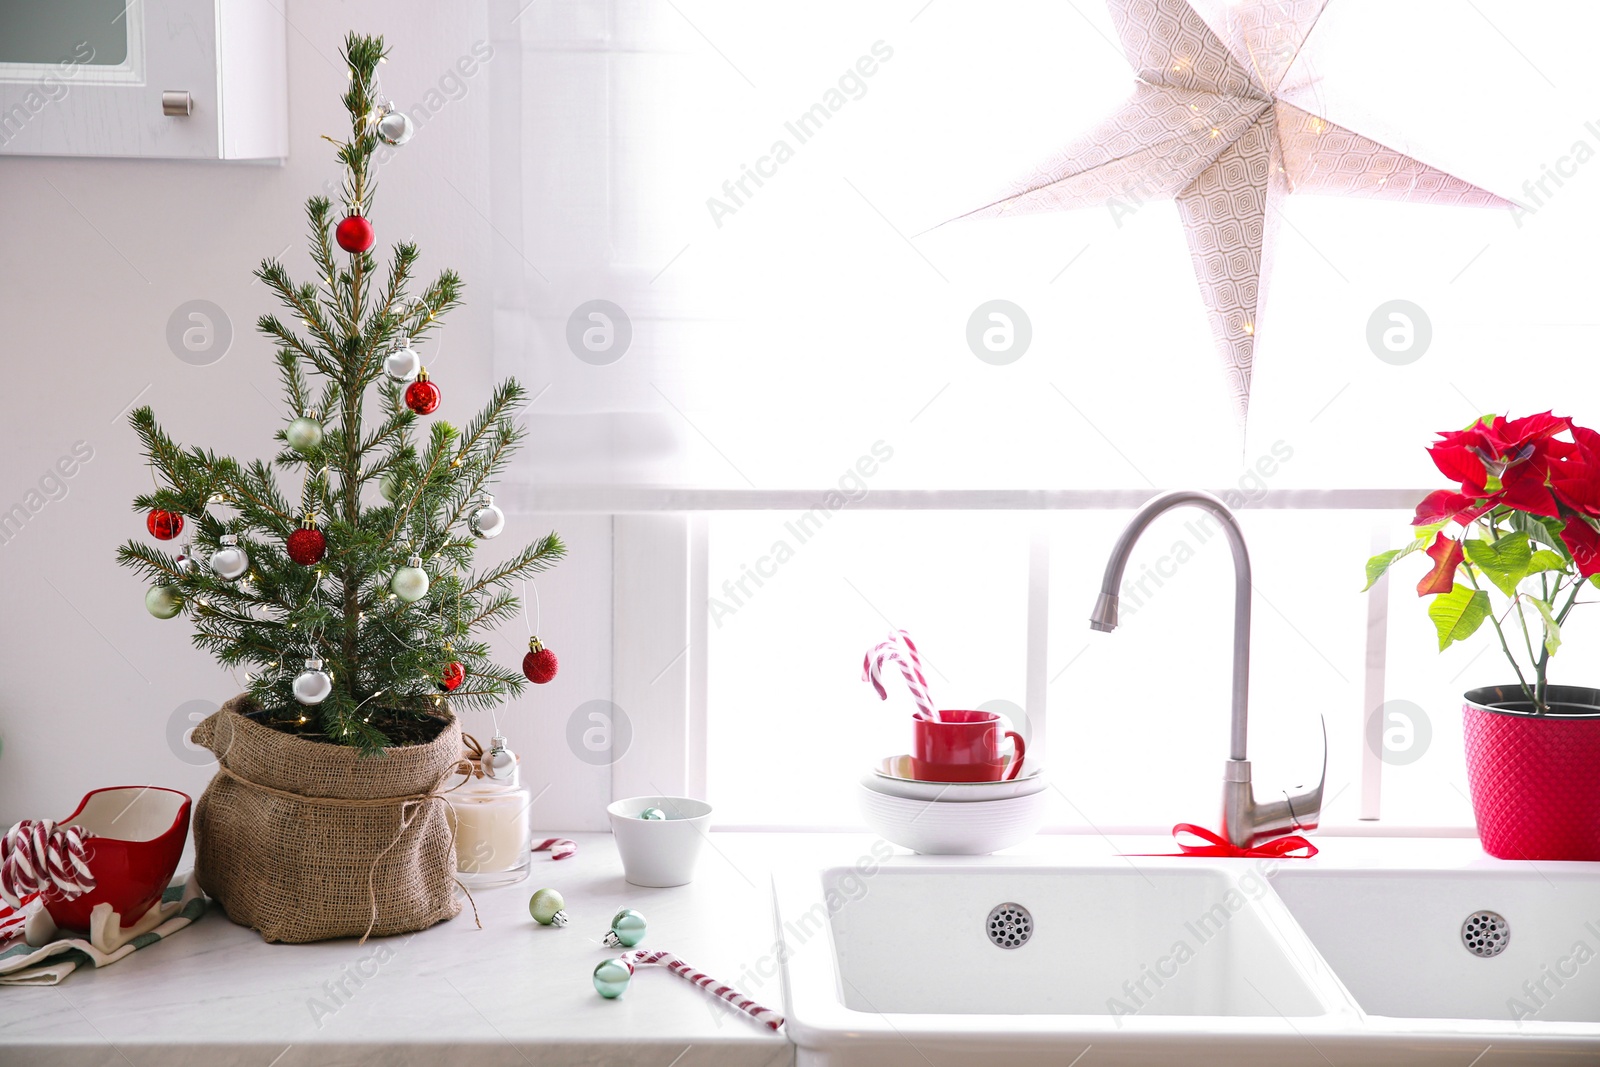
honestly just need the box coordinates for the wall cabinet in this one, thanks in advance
[0,0,286,160]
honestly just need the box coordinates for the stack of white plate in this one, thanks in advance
[858,755,1048,855]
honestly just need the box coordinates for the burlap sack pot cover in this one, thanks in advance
[191,694,463,943]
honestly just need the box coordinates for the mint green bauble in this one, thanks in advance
[604,908,646,948]
[145,585,182,619]
[285,416,324,452]
[593,958,633,999]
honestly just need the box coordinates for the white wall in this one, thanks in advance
[0,1,613,834]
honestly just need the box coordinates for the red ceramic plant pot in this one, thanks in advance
[45,786,191,932]
[1463,685,1600,862]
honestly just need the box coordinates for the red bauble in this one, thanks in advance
[440,661,465,692]
[522,637,558,684]
[335,215,375,253]
[405,371,440,416]
[286,526,327,565]
[146,510,184,540]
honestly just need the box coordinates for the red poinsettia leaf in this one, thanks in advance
[1561,517,1600,579]
[1498,462,1562,518]
[1416,532,1466,597]
[1426,442,1488,492]
[1481,411,1571,454]
[1553,426,1600,516]
[1412,490,1473,526]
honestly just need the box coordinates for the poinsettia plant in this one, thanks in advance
[1366,412,1600,715]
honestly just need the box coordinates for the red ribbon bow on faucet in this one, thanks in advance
[1129,822,1319,859]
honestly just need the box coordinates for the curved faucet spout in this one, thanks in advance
[1086,490,1326,848]
[1089,490,1252,763]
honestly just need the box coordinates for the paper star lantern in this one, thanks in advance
[959,0,1508,425]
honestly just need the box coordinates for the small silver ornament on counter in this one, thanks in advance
[390,554,430,602]
[292,658,333,705]
[210,534,249,581]
[469,496,505,540]
[383,337,421,382]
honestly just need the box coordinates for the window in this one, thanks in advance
[489,1,1598,831]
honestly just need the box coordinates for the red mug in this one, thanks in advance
[910,710,1026,782]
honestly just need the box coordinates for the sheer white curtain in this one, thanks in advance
[486,0,1600,827]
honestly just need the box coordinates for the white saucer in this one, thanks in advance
[864,755,1047,803]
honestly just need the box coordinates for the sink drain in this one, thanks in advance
[987,903,1032,949]
[1462,911,1510,957]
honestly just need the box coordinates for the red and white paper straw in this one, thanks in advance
[532,837,577,861]
[862,629,939,721]
[619,948,785,1031]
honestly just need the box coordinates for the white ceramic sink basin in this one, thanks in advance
[1270,867,1600,1024]
[774,843,1600,1067]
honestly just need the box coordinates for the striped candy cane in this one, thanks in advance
[532,837,577,861]
[862,629,939,721]
[620,948,785,1031]
[0,820,96,910]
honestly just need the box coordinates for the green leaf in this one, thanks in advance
[1509,511,1570,558]
[1363,534,1430,591]
[1528,596,1562,656]
[1525,549,1567,574]
[1428,584,1492,650]
[1463,532,1532,598]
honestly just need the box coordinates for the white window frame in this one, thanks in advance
[588,486,1461,834]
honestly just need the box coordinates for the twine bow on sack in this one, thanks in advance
[1,820,96,910]
[208,763,480,944]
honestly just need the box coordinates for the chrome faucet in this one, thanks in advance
[1089,490,1325,849]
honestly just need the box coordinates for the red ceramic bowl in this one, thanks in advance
[44,786,191,933]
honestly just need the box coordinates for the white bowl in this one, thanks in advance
[856,781,1047,855]
[862,769,1049,804]
[607,795,712,887]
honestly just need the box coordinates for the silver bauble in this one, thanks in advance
[175,544,198,575]
[483,735,517,781]
[292,657,333,705]
[383,338,421,381]
[469,496,505,539]
[390,555,430,602]
[376,107,414,146]
[285,415,324,452]
[211,535,249,581]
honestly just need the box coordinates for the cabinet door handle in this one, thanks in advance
[162,91,193,117]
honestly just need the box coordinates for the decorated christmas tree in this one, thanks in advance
[118,33,564,755]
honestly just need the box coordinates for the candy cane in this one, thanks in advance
[620,948,785,1031]
[0,820,96,910]
[862,630,939,721]
[532,837,577,861]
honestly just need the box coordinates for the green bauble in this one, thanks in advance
[607,908,646,948]
[379,471,404,503]
[145,584,182,619]
[592,958,633,999]
[390,557,430,602]
[285,416,324,452]
[640,807,666,821]
[529,887,567,926]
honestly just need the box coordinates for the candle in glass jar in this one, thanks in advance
[447,735,533,889]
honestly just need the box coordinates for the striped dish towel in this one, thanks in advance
[0,873,206,986]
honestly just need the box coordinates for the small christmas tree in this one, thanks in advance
[118,33,564,754]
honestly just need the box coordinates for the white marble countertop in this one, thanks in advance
[0,830,1546,1067]
[0,832,810,1067]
